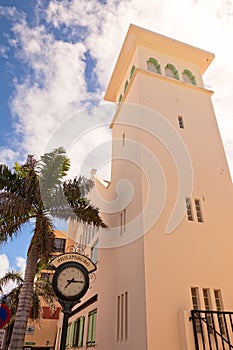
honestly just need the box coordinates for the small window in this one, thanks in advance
[40,272,52,282]
[182,69,197,85]
[120,212,123,235]
[124,80,128,93]
[117,292,128,343]
[122,133,125,146]
[146,57,161,74]
[191,287,200,310]
[66,323,71,348]
[214,289,225,334]
[185,197,194,221]
[54,238,66,253]
[165,63,179,80]
[203,288,213,332]
[123,209,126,231]
[120,209,126,235]
[178,116,184,129]
[91,240,98,264]
[87,309,97,347]
[214,290,224,310]
[130,65,135,78]
[195,199,203,223]
[203,288,212,310]
[191,287,201,332]
[73,316,85,347]
[118,94,123,103]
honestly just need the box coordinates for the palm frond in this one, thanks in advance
[34,278,56,313]
[0,165,23,194]
[0,192,32,217]
[0,215,32,243]
[29,291,41,320]
[39,148,70,208]
[62,178,106,227]
[0,271,23,293]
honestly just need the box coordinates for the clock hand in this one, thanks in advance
[70,280,84,283]
[64,277,74,288]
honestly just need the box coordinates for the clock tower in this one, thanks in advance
[94,24,233,350]
[59,25,233,350]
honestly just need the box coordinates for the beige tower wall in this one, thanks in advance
[62,25,233,350]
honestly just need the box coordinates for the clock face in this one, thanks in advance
[57,267,85,297]
[52,262,89,301]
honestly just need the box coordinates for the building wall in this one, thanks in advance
[56,26,233,350]
[100,28,233,350]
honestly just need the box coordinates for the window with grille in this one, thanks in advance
[191,287,201,332]
[203,288,213,333]
[195,199,204,223]
[54,238,66,252]
[185,198,194,221]
[191,287,200,309]
[214,289,225,334]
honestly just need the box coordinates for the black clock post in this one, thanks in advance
[51,254,96,350]
[59,299,80,350]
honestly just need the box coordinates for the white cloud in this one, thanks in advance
[0,255,26,295]
[16,257,26,276]
[0,254,19,295]
[9,19,88,158]
[1,0,233,179]
[0,254,10,278]
[0,148,21,167]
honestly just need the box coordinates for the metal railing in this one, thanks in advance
[191,310,233,350]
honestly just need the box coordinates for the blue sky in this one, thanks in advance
[0,0,233,280]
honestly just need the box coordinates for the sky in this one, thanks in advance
[0,0,233,289]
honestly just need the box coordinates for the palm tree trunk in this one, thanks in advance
[8,243,39,350]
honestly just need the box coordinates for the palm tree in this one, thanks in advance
[0,147,106,350]
[0,270,57,350]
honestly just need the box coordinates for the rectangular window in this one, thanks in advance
[191,287,201,332]
[185,197,194,221]
[116,292,128,343]
[91,240,98,264]
[178,116,184,129]
[40,272,52,282]
[66,323,71,348]
[120,210,126,235]
[54,238,66,253]
[122,133,125,146]
[117,296,120,342]
[73,316,85,347]
[195,199,204,223]
[191,287,200,310]
[120,212,123,235]
[123,209,126,233]
[214,289,225,334]
[203,288,213,333]
[87,309,97,347]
